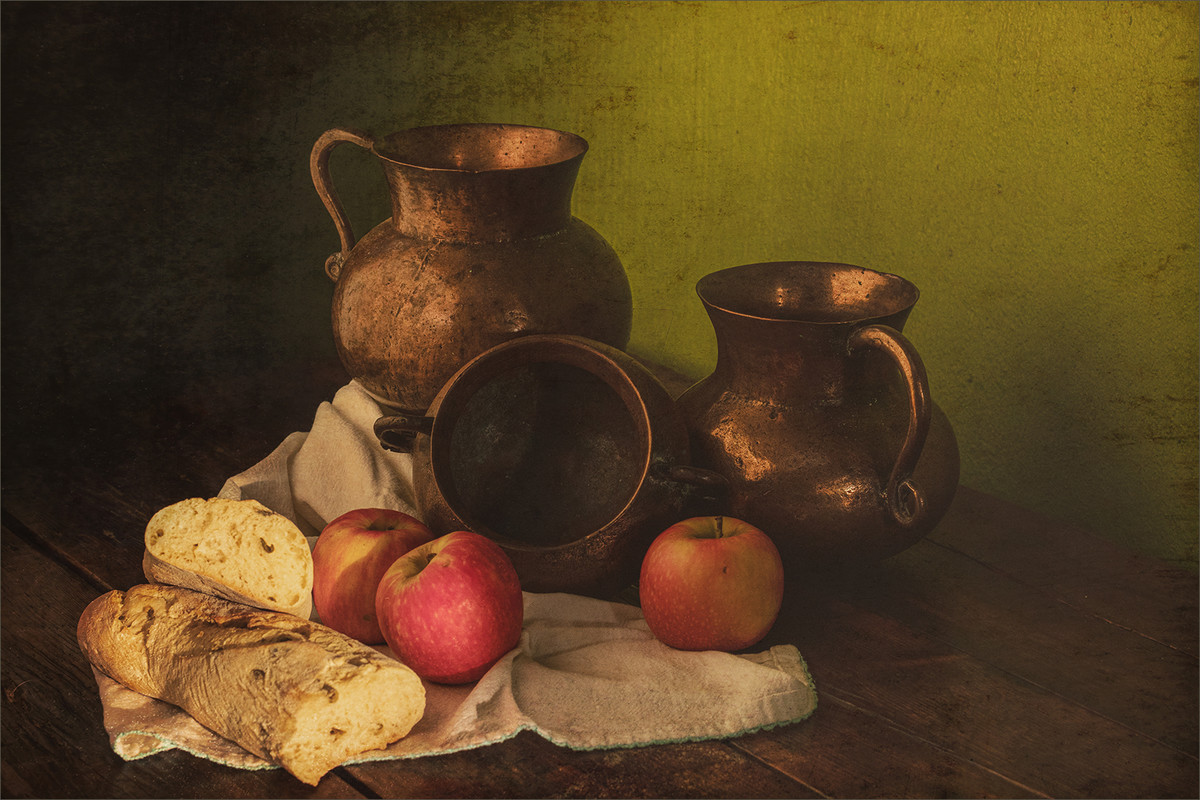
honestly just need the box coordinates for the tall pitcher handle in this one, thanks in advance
[847,324,931,528]
[310,127,374,281]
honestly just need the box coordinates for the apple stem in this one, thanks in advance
[716,515,724,538]
[413,550,436,574]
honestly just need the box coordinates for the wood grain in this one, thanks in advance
[830,535,1197,754]
[931,486,1199,656]
[346,732,822,799]
[786,597,1196,798]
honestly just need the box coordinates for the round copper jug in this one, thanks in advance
[373,334,724,597]
[676,261,960,568]
[311,123,633,413]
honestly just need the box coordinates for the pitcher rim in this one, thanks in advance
[372,122,590,174]
[695,260,920,325]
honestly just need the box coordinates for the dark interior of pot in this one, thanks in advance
[440,360,644,547]
[700,261,919,324]
[377,123,587,171]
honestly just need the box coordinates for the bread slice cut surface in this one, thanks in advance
[144,497,314,618]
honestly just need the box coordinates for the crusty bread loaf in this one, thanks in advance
[77,584,426,785]
[143,497,313,618]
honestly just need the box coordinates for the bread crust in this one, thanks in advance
[142,549,312,619]
[78,584,425,785]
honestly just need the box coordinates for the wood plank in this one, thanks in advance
[752,580,1199,799]
[345,732,821,799]
[930,487,1198,657]
[3,477,1074,800]
[1,357,351,590]
[2,474,173,592]
[0,525,366,799]
[4,480,1055,800]
[729,691,1048,798]
[795,537,1199,756]
[8,354,1196,797]
[3,480,1034,797]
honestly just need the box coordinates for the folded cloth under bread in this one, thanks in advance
[89,380,817,772]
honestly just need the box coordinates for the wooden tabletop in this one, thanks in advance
[2,356,1196,799]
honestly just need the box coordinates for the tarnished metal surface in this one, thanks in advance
[677,261,961,568]
[375,335,724,598]
[311,123,632,413]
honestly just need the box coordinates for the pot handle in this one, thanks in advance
[310,127,375,282]
[653,462,730,519]
[847,324,931,529]
[373,414,434,454]
[653,463,728,490]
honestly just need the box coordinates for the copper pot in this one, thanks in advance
[311,123,633,413]
[373,335,724,597]
[677,262,960,568]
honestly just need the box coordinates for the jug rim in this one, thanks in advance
[425,334,653,553]
[696,260,920,325]
[372,122,589,173]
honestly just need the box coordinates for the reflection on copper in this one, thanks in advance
[311,123,631,414]
[678,261,960,569]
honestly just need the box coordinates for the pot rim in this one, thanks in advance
[424,334,654,554]
[372,122,589,174]
[696,261,920,325]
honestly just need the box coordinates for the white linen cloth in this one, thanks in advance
[90,381,817,771]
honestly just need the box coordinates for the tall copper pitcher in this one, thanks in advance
[676,261,960,567]
[311,123,633,413]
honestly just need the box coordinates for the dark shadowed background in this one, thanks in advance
[3,3,360,474]
[3,2,1196,564]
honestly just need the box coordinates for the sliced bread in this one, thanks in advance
[143,497,313,618]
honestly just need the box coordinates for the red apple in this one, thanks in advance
[639,516,784,652]
[375,530,524,684]
[311,508,435,644]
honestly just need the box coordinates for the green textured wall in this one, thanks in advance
[4,2,1196,565]
[293,1,1197,565]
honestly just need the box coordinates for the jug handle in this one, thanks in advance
[847,324,931,528]
[310,127,375,282]
[373,414,434,454]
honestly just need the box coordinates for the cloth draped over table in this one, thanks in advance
[90,381,817,770]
